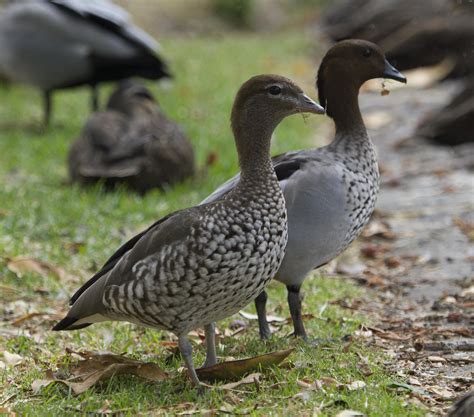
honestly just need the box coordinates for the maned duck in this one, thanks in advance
[53,74,324,385]
[0,0,170,125]
[202,40,407,341]
[68,81,195,193]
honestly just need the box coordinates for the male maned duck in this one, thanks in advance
[202,40,407,341]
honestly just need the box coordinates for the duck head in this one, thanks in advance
[231,74,324,136]
[231,74,324,173]
[107,80,157,117]
[317,39,406,120]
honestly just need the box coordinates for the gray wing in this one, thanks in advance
[54,205,204,329]
[275,159,348,283]
[0,1,169,89]
[200,149,312,204]
[50,0,159,52]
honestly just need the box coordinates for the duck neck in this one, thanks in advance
[232,109,279,185]
[325,81,366,136]
[319,74,375,164]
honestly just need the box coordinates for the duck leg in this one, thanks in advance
[255,290,272,340]
[202,322,217,368]
[287,285,308,341]
[178,335,200,385]
[90,85,99,111]
[43,90,52,127]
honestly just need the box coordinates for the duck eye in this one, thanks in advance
[363,49,372,58]
[268,85,282,95]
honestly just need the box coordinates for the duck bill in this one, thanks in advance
[382,59,407,83]
[296,93,325,114]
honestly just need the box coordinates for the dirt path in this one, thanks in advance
[334,80,473,414]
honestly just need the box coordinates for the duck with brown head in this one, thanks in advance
[317,39,406,131]
[202,39,406,343]
[52,74,323,386]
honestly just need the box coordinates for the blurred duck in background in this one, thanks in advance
[322,0,474,146]
[0,0,170,126]
[68,81,195,194]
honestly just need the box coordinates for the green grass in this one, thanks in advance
[0,31,425,416]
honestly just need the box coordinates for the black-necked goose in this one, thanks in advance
[0,0,170,125]
[68,81,195,193]
[202,40,407,341]
[53,75,324,385]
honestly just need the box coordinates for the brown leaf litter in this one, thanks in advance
[6,256,65,280]
[32,349,167,395]
[196,348,293,382]
[31,348,293,394]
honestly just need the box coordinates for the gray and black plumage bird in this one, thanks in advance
[53,74,324,385]
[68,81,195,193]
[0,0,170,125]
[202,40,407,341]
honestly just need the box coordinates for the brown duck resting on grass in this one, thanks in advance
[53,74,324,385]
[202,39,407,342]
[68,81,195,194]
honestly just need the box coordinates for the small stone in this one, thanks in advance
[427,355,447,363]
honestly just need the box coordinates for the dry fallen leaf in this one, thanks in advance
[335,410,365,417]
[32,350,167,395]
[10,312,47,326]
[219,372,261,390]
[362,220,396,239]
[347,380,366,391]
[427,356,447,363]
[239,310,286,323]
[196,348,293,382]
[0,406,15,417]
[460,285,474,297]
[2,351,24,367]
[453,217,474,242]
[7,256,64,279]
[430,386,455,400]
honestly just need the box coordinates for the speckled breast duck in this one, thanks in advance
[202,40,407,341]
[53,74,324,385]
[68,81,195,193]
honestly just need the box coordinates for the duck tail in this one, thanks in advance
[52,316,92,331]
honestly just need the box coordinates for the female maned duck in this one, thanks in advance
[0,0,170,125]
[202,40,407,341]
[53,75,324,385]
[68,81,195,193]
